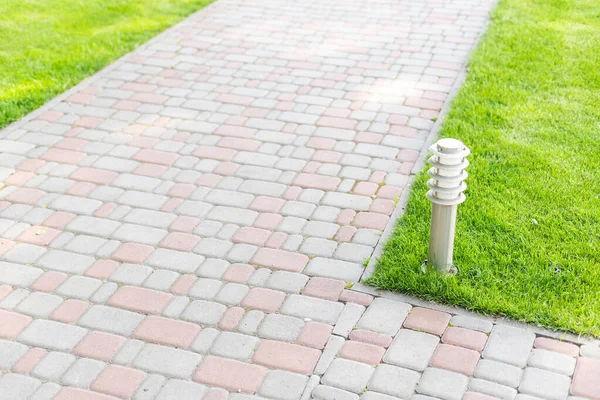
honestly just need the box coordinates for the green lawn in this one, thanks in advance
[366,0,600,337]
[0,0,212,129]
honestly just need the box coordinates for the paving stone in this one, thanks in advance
[16,292,63,317]
[357,298,412,336]
[61,358,105,388]
[259,370,309,400]
[280,294,344,325]
[258,313,305,342]
[78,305,144,336]
[0,339,29,370]
[314,335,345,375]
[571,356,600,399]
[483,325,536,368]
[133,343,202,378]
[474,359,523,388]
[384,329,439,372]
[416,368,468,400]
[518,368,571,400]
[527,348,576,376]
[155,379,207,400]
[266,271,309,293]
[18,319,87,351]
[31,351,76,381]
[0,373,42,399]
[312,385,359,400]
[467,379,517,400]
[252,340,321,375]
[303,257,364,282]
[367,364,420,398]
[181,299,227,325]
[449,315,494,333]
[238,310,265,336]
[210,331,259,360]
[30,382,62,400]
[322,358,375,394]
[333,302,365,338]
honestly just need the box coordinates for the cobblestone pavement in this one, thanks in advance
[0,0,598,399]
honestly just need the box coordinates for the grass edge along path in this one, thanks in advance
[365,0,600,337]
[0,0,213,130]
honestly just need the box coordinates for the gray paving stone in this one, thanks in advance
[30,382,62,400]
[384,329,439,372]
[90,281,118,303]
[280,294,344,325]
[259,370,309,400]
[210,331,259,360]
[78,305,144,336]
[215,282,250,305]
[155,379,207,400]
[468,378,517,400]
[18,319,87,352]
[196,258,230,279]
[135,374,167,400]
[368,364,420,398]
[527,348,576,376]
[322,358,375,394]
[0,261,43,287]
[474,359,523,388]
[0,373,41,399]
[31,351,76,381]
[0,339,28,370]
[303,257,364,282]
[312,385,359,400]
[238,310,265,336]
[113,339,145,366]
[146,248,204,273]
[190,327,220,354]
[314,336,346,375]
[360,392,398,400]
[4,243,46,263]
[61,358,105,388]
[483,325,536,368]
[37,250,94,274]
[181,299,227,325]
[112,223,168,246]
[55,275,102,300]
[16,292,63,317]
[333,302,365,338]
[580,343,600,359]
[416,368,468,400]
[450,315,494,333]
[258,314,305,342]
[518,368,571,400]
[133,343,202,378]
[357,298,412,336]
[266,271,309,293]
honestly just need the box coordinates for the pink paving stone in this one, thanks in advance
[377,185,403,200]
[306,137,336,150]
[370,198,395,215]
[316,116,357,130]
[442,327,488,352]
[91,365,146,399]
[339,341,385,365]
[16,158,45,172]
[397,162,414,175]
[133,149,178,166]
[430,344,480,375]
[334,226,356,242]
[93,203,117,218]
[50,299,89,323]
[29,271,68,292]
[283,122,297,133]
[169,216,200,233]
[354,132,383,144]
[296,322,333,350]
[5,187,45,205]
[302,161,321,174]
[533,337,579,357]
[232,227,271,246]
[353,182,379,196]
[74,116,103,128]
[224,115,248,126]
[251,248,309,272]
[0,309,32,339]
[217,137,261,151]
[215,125,256,138]
[55,138,88,151]
[337,209,356,225]
[283,186,302,200]
[54,387,118,400]
[221,263,255,283]
[353,212,389,231]
[67,181,96,196]
[40,148,85,164]
[66,93,94,104]
[168,183,195,198]
[170,274,197,295]
[111,242,154,264]
[74,331,126,361]
[203,387,229,400]
[213,161,240,176]
[194,356,267,393]
[0,285,11,301]
[5,171,35,186]
[17,226,60,246]
[404,307,451,336]
[218,307,245,331]
[390,125,418,137]
[241,288,286,313]
[388,115,409,125]
[463,393,502,400]
[133,163,168,178]
[160,232,200,252]
[571,357,600,399]
[128,136,158,148]
[107,286,173,315]
[249,196,285,213]
[70,167,118,184]
[253,340,321,375]
[312,150,342,163]
[265,232,287,249]
[12,347,47,374]
[349,329,393,348]
[194,145,237,161]
[133,316,201,348]
[0,201,9,212]
[85,260,119,280]
[38,110,63,122]
[196,173,222,187]
[302,277,345,301]
[114,99,141,111]
[0,239,14,255]
[405,97,444,111]
[160,198,181,212]
[420,109,439,120]
[293,173,340,191]
[243,107,269,118]
[396,149,420,163]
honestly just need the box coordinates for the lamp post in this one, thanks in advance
[426,138,470,274]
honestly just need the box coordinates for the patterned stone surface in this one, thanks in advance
[0,0,595,399]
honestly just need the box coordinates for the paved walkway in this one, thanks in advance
[0,0,598,399]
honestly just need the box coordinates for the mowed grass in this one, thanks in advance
[0,0,212,129]
[366,0,600,336]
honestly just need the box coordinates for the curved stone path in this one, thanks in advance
[0,0,598,399]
